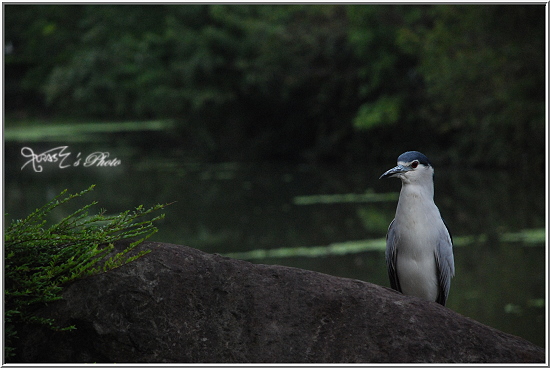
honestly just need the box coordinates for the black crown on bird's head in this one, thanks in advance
[397,151,432,167]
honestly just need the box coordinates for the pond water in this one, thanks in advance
[4,125,546,348]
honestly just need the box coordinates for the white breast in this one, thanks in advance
[393,184,443,302]
[396,238,439,302]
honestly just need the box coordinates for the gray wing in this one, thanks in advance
[434,220,455,306]
[385,219,401,292]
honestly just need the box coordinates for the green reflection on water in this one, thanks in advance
[224,238,387,259]
[5,120,175,142]
[224,228,545,260]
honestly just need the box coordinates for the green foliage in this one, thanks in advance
[4,185,167,358]
[347,5,414,130]
[353,95,401,129]
[346,4,545,167]
[5,5,360,160]
[4,5,546,167]
[395,5,545,167]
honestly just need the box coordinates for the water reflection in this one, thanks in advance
[4,138,546,348]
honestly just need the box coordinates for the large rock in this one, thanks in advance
[14,241,544,363]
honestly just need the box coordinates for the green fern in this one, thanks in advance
[4,184,168,358]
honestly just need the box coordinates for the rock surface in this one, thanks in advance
[14,241,545,363]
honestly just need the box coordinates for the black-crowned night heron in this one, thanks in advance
[379,151,455,306]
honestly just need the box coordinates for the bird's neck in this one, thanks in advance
[402,175,434,195]
[396,181,436,215]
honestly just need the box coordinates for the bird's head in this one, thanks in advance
[379,151,434,185]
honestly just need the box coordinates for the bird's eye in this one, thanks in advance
[411,161,419,169]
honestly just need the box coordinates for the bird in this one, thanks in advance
[379,151,455,306]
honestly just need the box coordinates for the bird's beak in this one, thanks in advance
[379,165,410,179]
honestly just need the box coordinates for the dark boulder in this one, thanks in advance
[14,241,545,363]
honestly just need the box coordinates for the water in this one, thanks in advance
[4,127,546,348]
